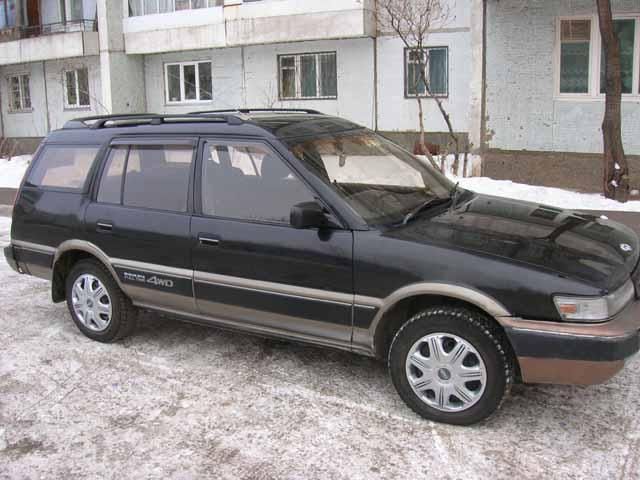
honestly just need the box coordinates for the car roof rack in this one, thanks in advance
[190,108,324,115]
[63,113,245,130]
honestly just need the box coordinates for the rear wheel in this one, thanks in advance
[65,259,137,342]
[388,306,514,425]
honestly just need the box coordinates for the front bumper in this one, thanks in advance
[4,245,20,273]
[501,300,640,385]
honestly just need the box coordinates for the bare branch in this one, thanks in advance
[376,0,460,170]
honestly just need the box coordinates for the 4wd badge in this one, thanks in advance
[123,271,175,289]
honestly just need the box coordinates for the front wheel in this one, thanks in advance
[65,259,137,342]
[388,306,514,425]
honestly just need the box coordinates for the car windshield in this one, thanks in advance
[285,130,455,225]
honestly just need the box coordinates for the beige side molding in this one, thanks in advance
[54,240,125,290]
[360,282,512,353]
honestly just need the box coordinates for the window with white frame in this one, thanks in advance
[405,47,448,97]
[64,68,90,108]
[8,74,31,112]
[558,16,640,97]
[279,52,337,100]
[128,0,222,16]
[165,61,213,104]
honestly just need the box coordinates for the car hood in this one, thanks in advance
[386,193,639,292]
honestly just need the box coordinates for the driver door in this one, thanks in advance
[191,138,355,349]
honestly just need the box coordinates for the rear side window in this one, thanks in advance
[97,147,127,204]
[96,143,194,213]
[28,145,99,190]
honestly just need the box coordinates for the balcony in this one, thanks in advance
[224,0,376,47]
[0,20,98,66]
[123,0,376,55]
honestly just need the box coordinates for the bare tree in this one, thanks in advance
[596,0,628,201]
[377,0,461,172]
[260,80,279,109]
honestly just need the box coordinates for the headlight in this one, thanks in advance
[554,280,635,322]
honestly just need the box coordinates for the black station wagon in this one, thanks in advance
[4,110,640,425]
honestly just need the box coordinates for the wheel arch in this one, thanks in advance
[369,283,513,360]
[51,240,121,303]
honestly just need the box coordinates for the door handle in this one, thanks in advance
[199,236,220,247]
[96,222,113,233]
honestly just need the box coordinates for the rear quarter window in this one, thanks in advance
[27,145,100,190]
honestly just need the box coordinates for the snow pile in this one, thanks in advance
[454,176,640,212]
[417,154,482,178]
[0,155,31,188]
[434,154,482,177]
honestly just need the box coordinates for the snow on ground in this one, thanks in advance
[0,155,31,188]
[421,154,640,212]
[453,176,640,212]
[0,216,11,246]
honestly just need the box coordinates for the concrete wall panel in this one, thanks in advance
[485,0,640,155]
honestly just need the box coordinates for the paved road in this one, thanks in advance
[1,219,640,479]
[0,189,15,206]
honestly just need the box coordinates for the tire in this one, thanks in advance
[65,259,137,342]
[388,305,514,426]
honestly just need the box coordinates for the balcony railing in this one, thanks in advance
[0,19,97,44]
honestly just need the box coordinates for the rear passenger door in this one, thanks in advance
[85,138,197,314]
[191,138,354,348]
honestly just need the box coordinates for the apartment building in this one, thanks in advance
[0,0,476,155]
[1,0,638,192]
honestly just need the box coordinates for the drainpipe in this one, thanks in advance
[373,36,378,132]
[480,0,487,152]
[0,78,4,140]
[373,0,378,132]
[42,61,51,134]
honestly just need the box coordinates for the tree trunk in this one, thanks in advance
[597,0,628,201]
[414,96,440,170]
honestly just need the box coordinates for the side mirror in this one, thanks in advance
[290,201,327,229]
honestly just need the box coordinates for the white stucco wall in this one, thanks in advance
[0,32,99,66]
[0,62,47,137]
[485,0,640,155]
[45,56,104,129]
[244,38,376,128]
[376,33,472,134]
[144,38,376,128]
[144,47,243,114]
[376,0,473,135]
[0,56,103,137]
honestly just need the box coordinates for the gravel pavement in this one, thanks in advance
[0,216,639,479]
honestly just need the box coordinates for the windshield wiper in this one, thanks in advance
[402,196,452,225]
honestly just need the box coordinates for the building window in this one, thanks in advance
[559,19,592,94]
[165,61,213,104]
[8,74,31,112]
[558,16,640,97]
[278,52,337,100]
[600,19,636,94]
[129,0,222,16]
[405,47,448,97]
[64,68,90,108]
